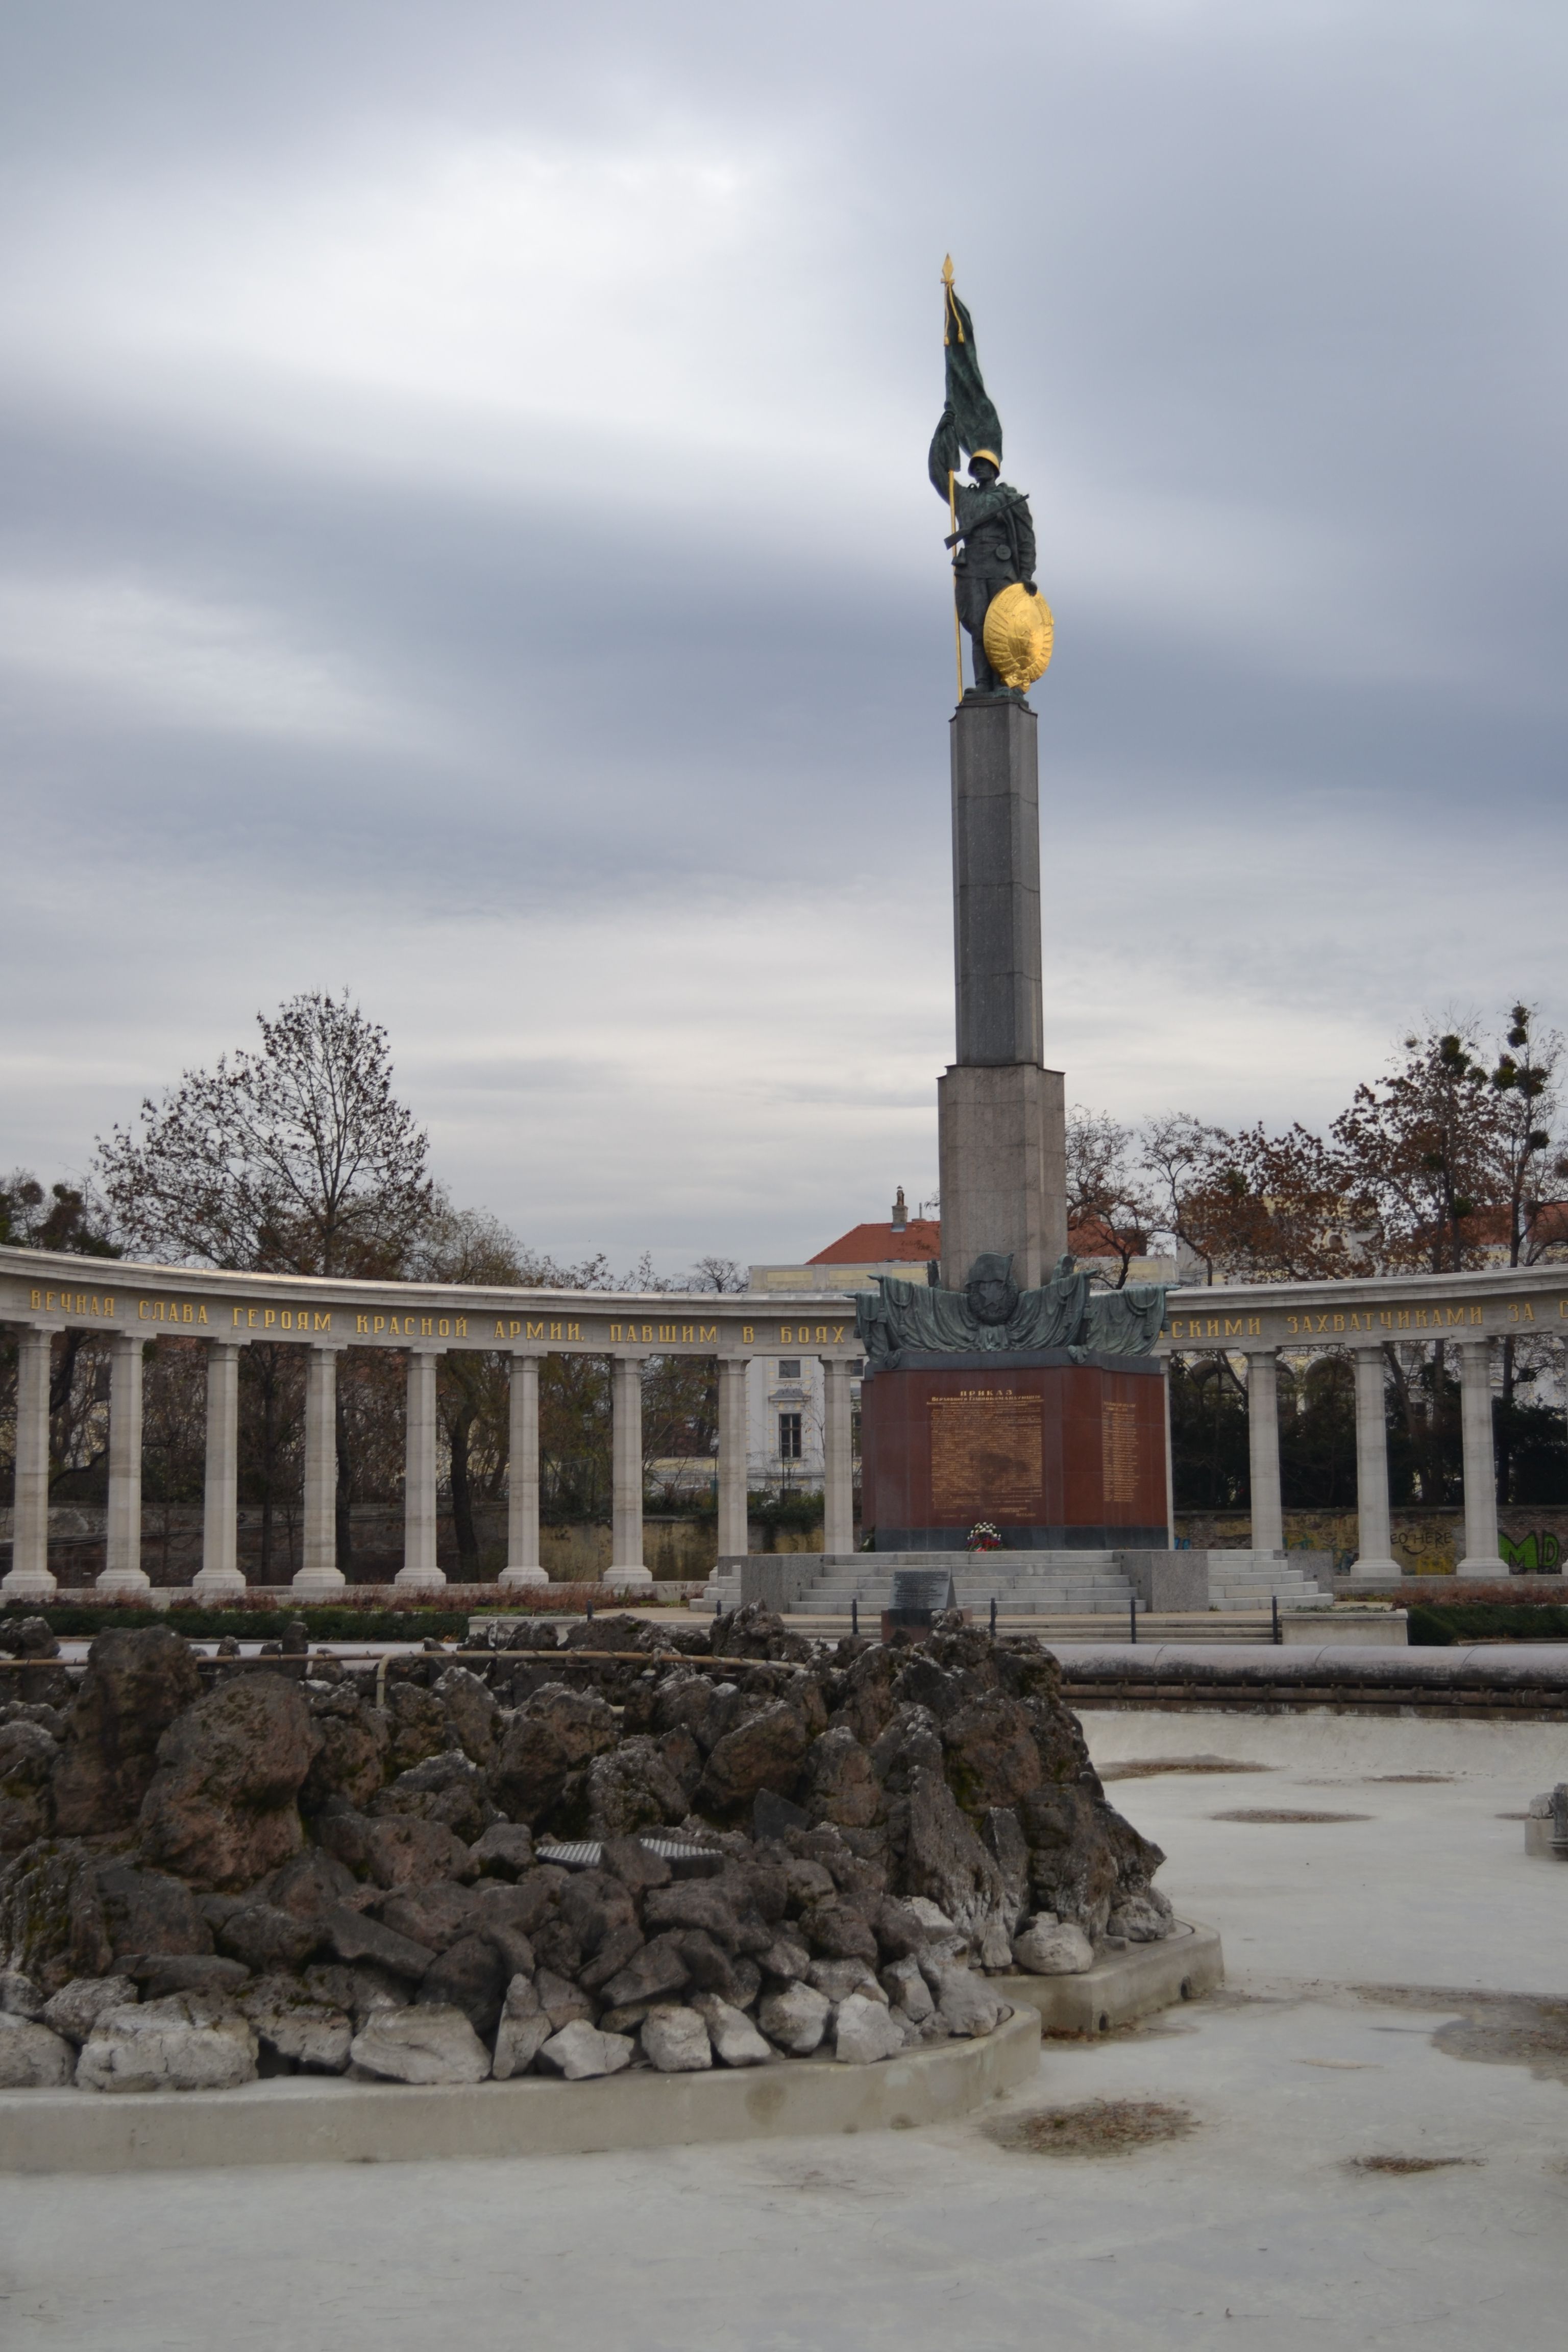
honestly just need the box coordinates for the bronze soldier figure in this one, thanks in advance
[928,261,1045,700]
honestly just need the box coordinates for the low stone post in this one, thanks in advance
[1456,1338,1505,1575]
[499,1352,548,1588]
[1350,1343,1401,1579]
[98,1331,151,1598]
[293,1343,347,1599]
[193,1340,247,1602]
[2,1328,56,1600]
[606,1354,652,1592]
[396,1349,446,1590]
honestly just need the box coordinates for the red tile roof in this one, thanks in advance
[810,1219,941,1265]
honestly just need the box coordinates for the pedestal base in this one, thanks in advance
[190,1569,249,1605]
[1348,1555,1402,1581]
[394,1566,449,1592]
[0,1567,57,1603]
[604,1566,654,1594]
[1456,1555,1511,1579]
[290,1567,347,1601]
[861,1352,1168,1551]
[497,1566,550,1589]
[95,1568,152,1600]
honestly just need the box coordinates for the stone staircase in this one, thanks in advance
[700,1546,1332,1620]
[1200,1551,1333,1613]
[703,1549,1134,1619]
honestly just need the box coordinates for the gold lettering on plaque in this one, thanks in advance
[929,1389,1043,1520]
[1101,1402,1139,1505]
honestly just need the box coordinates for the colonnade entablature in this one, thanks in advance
[0,1246,863,1606]
[5,1248,1554,1602]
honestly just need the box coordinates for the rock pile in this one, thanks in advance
[0,1607,1172,2092]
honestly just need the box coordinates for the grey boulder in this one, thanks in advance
[690,1994,771,2068]
[41,1975,139,2045]
[492,1977,553,2079]
[237,1976,353,2073]
[757,1981,831,2057]
[832,1993,907,2066]
[535,2020,634,2079]
[1106,1892,1172,1943]
[0,2010,76,2087]
[349,2004,490,2086]
[880,1958,934,2023]
[77,1995,258,2093]
[1011,1919,1095,1975]
[640,2004,713,2073]
[929,1965,1005,2038]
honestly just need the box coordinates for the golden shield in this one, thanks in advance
[982,582,1055,690]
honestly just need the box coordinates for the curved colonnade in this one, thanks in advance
[4,1247,1560,1600]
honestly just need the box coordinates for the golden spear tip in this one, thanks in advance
[941,254,954,286]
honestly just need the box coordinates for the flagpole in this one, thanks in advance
[942,257,964,701]
[948,470,963,700]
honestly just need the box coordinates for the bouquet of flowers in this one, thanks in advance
[964,1522,1002,1553]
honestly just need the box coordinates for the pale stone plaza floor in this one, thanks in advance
[3,1705,1565,2351]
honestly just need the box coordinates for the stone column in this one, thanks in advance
[1456,1337,1505,1576]
[1162,1360,1177,1549]
[2,1329,56,1601]
[396,1350,446,1590]
[716,1357,750,1563]
[499,1353,548,1588]
[821,1358,854,1559]
[98,1332,151,1598]
[1350,1344,1400,1579]
[193,1341,246,1602]
[293,1343,346,1598]
[606,1354,652,1593]
[1244,1348,1284,1554]
[936,697,1067,1293]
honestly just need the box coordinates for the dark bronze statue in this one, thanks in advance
[929,261,1045,700]
[856,1252,1167,1372]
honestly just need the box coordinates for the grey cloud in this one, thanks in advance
[3,1,1566,1266]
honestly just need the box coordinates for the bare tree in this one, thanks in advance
[95,991,434,1575]
[95,989,433,1279]
[1064,1108,1155,1288]
[687,1255,748,1293]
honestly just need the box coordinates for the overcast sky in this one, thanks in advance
[3,1,1565,1271]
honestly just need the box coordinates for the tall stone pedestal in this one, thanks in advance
[860,1353,1168,1551]
[938,694,1065,1290]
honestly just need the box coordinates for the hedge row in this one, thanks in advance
[1407,1602,1568,1645]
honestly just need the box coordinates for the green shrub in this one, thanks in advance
[1407,1601,1568,1645]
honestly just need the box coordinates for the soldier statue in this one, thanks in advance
[928,259,1045,700]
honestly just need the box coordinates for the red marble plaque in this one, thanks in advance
[859,1360,1168,1547]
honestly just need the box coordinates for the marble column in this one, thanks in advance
[499,1353,548,1589]
[396,1350,446,1589]
[1244,1348,1284,1554]
[606,1354,652,1592]
[1456,1337,1505,1575]
[192,1341,247,1602]
[1350,1343,1400,1579]
[293,1344,346,1598]
[2,1328,56,1600]
[821,1358,854,1559]
[98,1332,151,1597]
[716,1357,750,1563]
